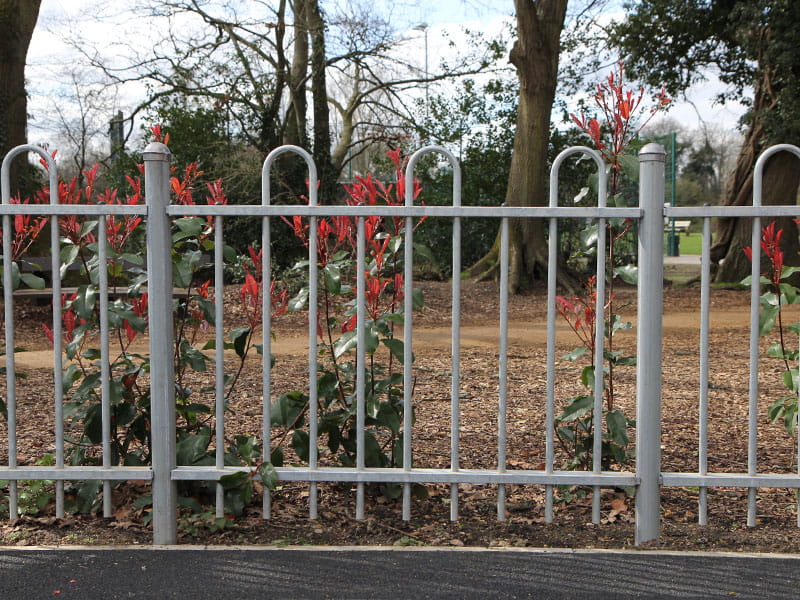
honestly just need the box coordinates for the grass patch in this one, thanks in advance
[664,231,710,256]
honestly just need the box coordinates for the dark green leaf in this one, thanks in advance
[382,338,405,363]
[73,285,97,320]
[257,462,278,490]
[581,365,596,389]
[220,471,249,490]
[288,287,309,312]
[292,430,310,463]
[759,303,780,336]
[580,224,599,249]
[271,391,307,428]
[19,272,45,290]
[606,410,629,445]
[176,430,211,465]
[561,346,588,362]
[557,395,594,421]
[228,327,250,359]
[412,288,424,310]
[614,265,638,285]
[323,264,341,294]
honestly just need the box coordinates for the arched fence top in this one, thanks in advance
[548,146,607,209]
[404,145,462,207]
[261,145,318,207]
[753,144,800,207]
[1,144,59,205]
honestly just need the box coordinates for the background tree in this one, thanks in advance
[74,0,492,196]
[467,0,569,292]
[613,0,800,282]
[0,0,41,195]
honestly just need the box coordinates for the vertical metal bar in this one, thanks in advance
[747,153,766,529]
[591,150,609,526]
[1,146,58,519]
[450,165,462,522]
[308,205,319,521]
[544,208,557,523]
[1,157,17,518]
[592,215,607,525]
[698,215,711,525]
[400,146,461,520]
[544,146,608,523]
[98,215,112,518]
[262,146,318,519]
[747,211,760,528]
[497,216,509,521]
[215,215,225,518]
[635,143,666,546]
[261,161,273,519]
[749,145,800,526]
[261,211,272,519]
[144,142,177,545]
[50,178,64,519]
[1,206,16,517]
[356,215,366,520]
[402,209,413,521]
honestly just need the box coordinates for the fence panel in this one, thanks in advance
[661,143,800,532]
[0,145,152,524]
[4,140,799,546]
[162,145,640,546]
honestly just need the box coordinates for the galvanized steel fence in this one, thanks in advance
[1,141,799,546]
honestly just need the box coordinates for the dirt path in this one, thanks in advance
[7,306,758,369]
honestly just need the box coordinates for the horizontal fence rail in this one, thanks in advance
[2,141,800,546]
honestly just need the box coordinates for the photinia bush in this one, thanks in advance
[556,61,669,476]
[271,149,429,499]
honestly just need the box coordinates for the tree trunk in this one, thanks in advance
[467,0,567,292]
[306,0,337,203]
[0,0,41,195]
[711,69,800,283]
[283,0,308,148]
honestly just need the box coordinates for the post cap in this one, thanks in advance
[639,143,666,162]
[142,142,171,161]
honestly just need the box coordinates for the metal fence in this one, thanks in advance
[1,140,799,546]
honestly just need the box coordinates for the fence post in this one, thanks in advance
[144,142,177,545]
[635,143,665,546]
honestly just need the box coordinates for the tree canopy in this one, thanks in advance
[613,0,800,281]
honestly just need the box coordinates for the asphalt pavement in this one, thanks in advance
[1,546,799,599]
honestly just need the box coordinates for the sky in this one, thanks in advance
[26,0,747,153]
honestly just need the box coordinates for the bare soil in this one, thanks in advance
[3,280,800,552]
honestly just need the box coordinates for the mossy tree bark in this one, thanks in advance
[711,72,800,284]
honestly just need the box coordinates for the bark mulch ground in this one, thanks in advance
[2,280,800,552]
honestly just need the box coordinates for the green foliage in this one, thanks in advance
[612,0,800,146]
[270,155,427,497]
[11,133,289,520]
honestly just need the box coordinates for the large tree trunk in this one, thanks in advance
[711,69,800,283]
[283,0,308,148]
[306,0,337,203]
[0,0,41,196]
[467,0,567,292]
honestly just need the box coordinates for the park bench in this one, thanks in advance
[668,220,692,234]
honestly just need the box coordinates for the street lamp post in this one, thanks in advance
[414,23,429,121]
